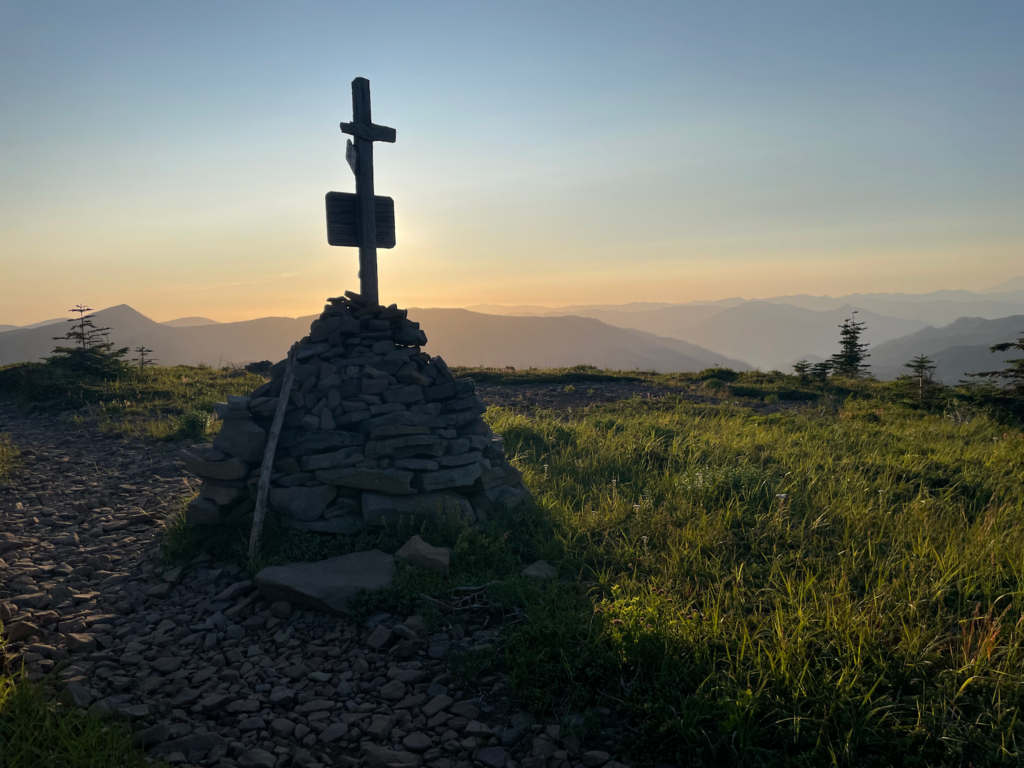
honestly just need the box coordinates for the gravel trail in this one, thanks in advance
[0,403,623,768]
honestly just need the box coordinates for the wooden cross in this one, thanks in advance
[325,77,396,306]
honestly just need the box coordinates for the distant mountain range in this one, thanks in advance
[0,305,747,373]
[870,315,1024,383]
[2,278,1021,380]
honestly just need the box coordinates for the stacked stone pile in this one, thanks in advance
[179,291,528,534]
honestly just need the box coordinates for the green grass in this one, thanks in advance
[487,393,1024,766]
[0,433,18,483]
[0,361,265,441]
[0,663,146,768]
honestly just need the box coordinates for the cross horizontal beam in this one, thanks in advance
[340,121,396,143]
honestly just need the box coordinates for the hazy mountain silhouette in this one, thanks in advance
[162,316,222,327]
[0,317,65,334]
[507,302,924,371]
[870,315,1024,383]
[406,309,748,371]
[0,304,749,373]
[981,276,1024,294]
[472,286,1024,330]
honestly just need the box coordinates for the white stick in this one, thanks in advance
[249,346,297,561]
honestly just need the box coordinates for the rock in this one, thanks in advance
[282,515,364,534]
[64,633,96,653]
[422,694,452,718]
[451,701,480,720]
[214,580,253,602]
[146,582,174,599]
[149,732,226,758]
[212,420,267,463]
[64,681,98,707]
[3,621,39,643]
[582,750,611,767]
[320,722,349,743]
[315,467,415,495]
[396,535,450,575]
[178,448,248,480]
[153,657,183,674]
[133,722,171,749]
[270,718,295,737]
[360,742,420,767]
[270,485,337,521]
[361,491,473,527]
[238,716,266,732]
[200,479,247,505]
[238,748,277,768]
[476,746,510,768]
[254,550,395,615]
[379,679,405,701]
[365,434,442,459]
[521,559,557,579]
[403,731,433,753]
[500,727,525,748]
[366,713,397,740]
[269,600,292,619]
[269,687,296,706]
[299,447,364,471]
[427,635,451,659]
[185,497,221,526]
[365,625,393,650]
[417,463,483,492]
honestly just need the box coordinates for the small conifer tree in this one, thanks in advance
[830,312,870,378]
[133,346,157,371]
[969,331,1024,398]
[809,360,833,383]
[792,359,811,382]
[902,354,938,406]
[49,304,128,375]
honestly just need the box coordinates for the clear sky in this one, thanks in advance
[1,1,1022,324]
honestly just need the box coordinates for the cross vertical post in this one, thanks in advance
[337,77,396,306]
[351,78,378,305]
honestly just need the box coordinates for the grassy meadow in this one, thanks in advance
[488,393,1024,766]
[4,358,1024,765]
[0,361,263,441]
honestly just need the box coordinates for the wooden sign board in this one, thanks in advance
[325,192,396,249]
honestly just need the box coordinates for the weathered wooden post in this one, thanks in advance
[326,77,397,305]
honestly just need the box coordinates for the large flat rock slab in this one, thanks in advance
[253,550,394,615]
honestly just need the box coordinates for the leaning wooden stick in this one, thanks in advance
[249,345,297,560]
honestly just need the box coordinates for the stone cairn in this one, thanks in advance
[178,291,528,536]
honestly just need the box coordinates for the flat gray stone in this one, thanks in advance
[361,742,421,766]
[270,485,337,521]
[522,559,557,579]
[178,448,248,480]
[299,446,364,471]
[212,419,266,462]
[185,497,221,526]
[238,747,277,768]
[477,746,509,768]
[254,550,394,615]
[362,491,474,527]
[315,467,415,494]
[282,515,364,535]
[148,731,226,757]
[365,434,442,460]
[417,463,483,492]
[396,535,450,575]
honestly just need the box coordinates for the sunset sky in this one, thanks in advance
[1,1,1022,325]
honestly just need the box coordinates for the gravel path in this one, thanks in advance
[0,403,625,768]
